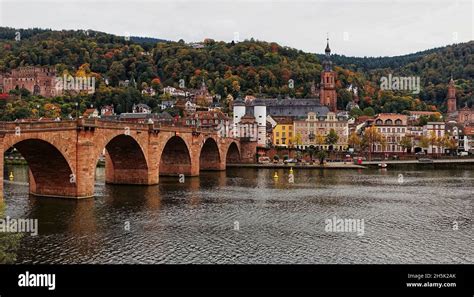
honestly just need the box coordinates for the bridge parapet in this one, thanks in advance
[0,120,77,132]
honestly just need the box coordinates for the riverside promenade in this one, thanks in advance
[227,158,474,169]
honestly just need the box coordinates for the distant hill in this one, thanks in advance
[0,27,472,114]
[320,41,474,109]
[130,36,168,44]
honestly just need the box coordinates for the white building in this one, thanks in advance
[163,86,189,97]
[232,98,267,147]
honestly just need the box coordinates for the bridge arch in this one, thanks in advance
[3,138,77,198]
[100,134,150,184]
[225,141,241,164]
[159,135,194,176]
[199,137,223,171]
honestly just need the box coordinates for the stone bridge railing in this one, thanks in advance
[0,119,240,141]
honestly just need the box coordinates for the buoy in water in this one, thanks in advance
[289,167,293,174]
[9,172,14,181]
[273,172,279,178]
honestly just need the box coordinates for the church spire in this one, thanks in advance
[323,36,333,71]
[325,37,331,56]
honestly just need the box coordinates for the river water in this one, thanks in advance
[2,165,473,264]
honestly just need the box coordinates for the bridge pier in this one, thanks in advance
[159,162,200,177]
[104,151,156,185]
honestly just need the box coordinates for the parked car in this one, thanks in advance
[284,158,296,164]
[258,156,271,164]
[458,152,469,157]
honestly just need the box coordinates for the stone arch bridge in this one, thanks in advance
[0,119,256,199]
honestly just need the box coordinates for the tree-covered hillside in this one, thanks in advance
[0,27,472,121]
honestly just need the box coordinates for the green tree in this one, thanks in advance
[325,129,339,150]
[317,150,327,165]
[362,107,375,116]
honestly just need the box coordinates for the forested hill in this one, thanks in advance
[0,27,472,117]
[319,41,474,109]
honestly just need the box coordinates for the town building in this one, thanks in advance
[233,113,259,142]
[408,111,442,122]
[141,87,156,96]
[0,66,58,97]
[293,111,349,150]
[100,105,115,116]
[272,117,294,146]
[463,124,474,153]
[83,108,99,118]
[232,98,267,147]
[457,105,474,124]
[116,112,174,124]
[422,122,446,154]
[182,110,231,137]
[185,101,197,114]
[373,113,408,153]
[160,100,175,110]
[132,103,152,114]
[445,121,465,153]
[163,86,189,98]
[194,80,213,106]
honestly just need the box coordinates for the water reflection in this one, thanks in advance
[2,164,473,264]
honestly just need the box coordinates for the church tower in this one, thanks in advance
[320,38,337,112]
[447,77,457,114]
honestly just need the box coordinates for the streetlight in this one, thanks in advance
[75,102,79,119]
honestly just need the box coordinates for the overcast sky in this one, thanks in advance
[0,0,472,57]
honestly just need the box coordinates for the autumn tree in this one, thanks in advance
[399,136,413,153]
[362,125,383,160]
[348,132,361,151]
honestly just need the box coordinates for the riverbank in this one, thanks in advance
[361,158,474,169]
[228,158,474,170]
[227,163,367,169]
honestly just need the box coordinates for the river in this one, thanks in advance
[2,165,472,264]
